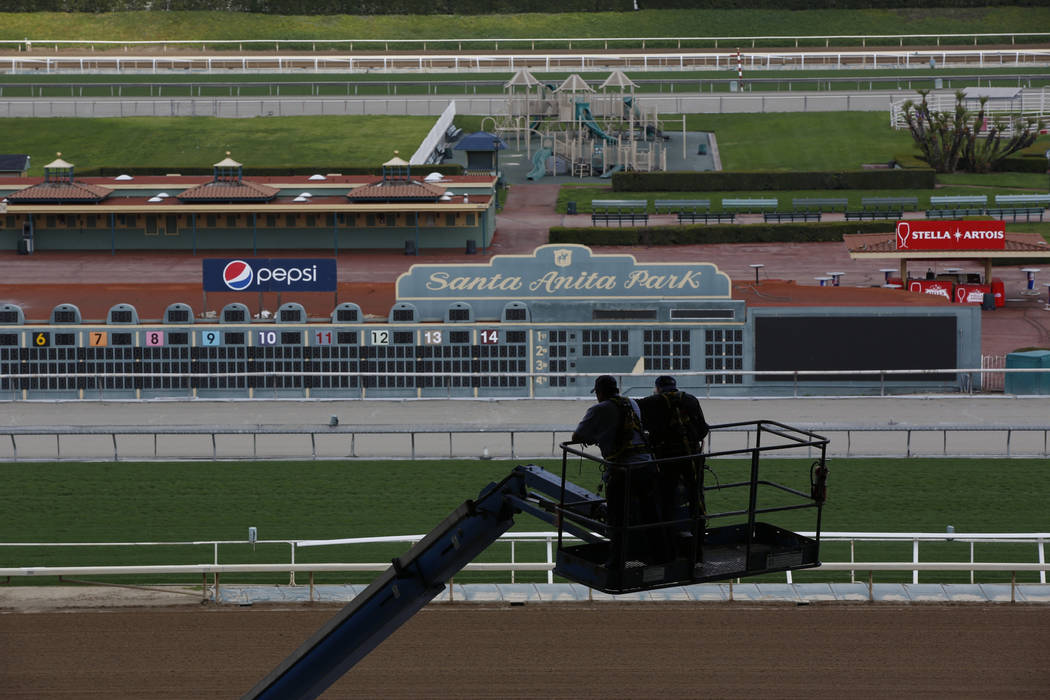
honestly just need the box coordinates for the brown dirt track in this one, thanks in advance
[2,602,1048,698]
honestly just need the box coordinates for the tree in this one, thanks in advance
[900,90,1045,174]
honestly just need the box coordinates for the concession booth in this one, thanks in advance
[845,220,1050,307]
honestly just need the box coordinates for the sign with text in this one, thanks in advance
[202,258,337,292]
[895,220,1006,251]
[397,244,732,302]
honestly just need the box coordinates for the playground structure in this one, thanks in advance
[483,69,674,180]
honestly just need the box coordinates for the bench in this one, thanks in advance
[925,208,986,220]
[764,211,822,223]
[721,197,778,213]
[591,199,649,227]
[861,196,918,212]
[986,207,1045,223]
[845,209,902,221]
[995,194,1050,208]
[791,197,848,212]
[929,195,988,208]
[654,199,710,214]
[677,211,736,224]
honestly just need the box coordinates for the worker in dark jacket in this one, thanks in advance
[637,375,709,561]
[572,375,665,567]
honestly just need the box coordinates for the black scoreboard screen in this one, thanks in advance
[754,316,957,381]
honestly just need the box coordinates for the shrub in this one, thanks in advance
[550,221,892,246]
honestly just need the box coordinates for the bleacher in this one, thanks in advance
[986,207,1045,223]
[591,199,649,227]
[654,199,710,215]
[845,196,918,221]
[721,197,778,214]
[994,194,1050,208]
[590,192,1047,227]
[678,211,736,224]
[988,194,1049,223]
[764,211,821,223]
[929,195,988,208]
[925,208,986,220]
[925,195,988,220]
[653,199,727,224]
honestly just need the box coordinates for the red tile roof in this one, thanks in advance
[6,181,111,203]
[176,180,279,202]
[346,179,444,201]
[844,232,1050,255]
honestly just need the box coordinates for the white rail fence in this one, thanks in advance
[2,422,1050,461]
[3,48,1049,76]
[0,93,906,117]
[891,88,1050,130]
[1,532,1046,603]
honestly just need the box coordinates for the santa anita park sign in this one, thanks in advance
[398,244,731,298]
[396,244,732,318]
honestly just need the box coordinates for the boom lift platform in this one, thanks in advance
[246,420,828,699]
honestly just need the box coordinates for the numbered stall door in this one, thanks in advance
[22,328,82,398]
[251,328,306,396]
[475,327,530,398]
[0,330,21,398]
[192,327,251,398]
[80,328,138,398]
[417,327,477,398]
[359,328,419,398]
[305,328,361,398]
[138,328,193,398]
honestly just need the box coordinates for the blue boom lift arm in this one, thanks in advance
[244,465,589,700]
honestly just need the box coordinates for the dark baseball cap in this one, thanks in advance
[591,375,618,394]
[655,375,677,390]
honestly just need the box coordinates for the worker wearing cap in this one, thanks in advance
[572,375,665,567]
[638,375,709,562]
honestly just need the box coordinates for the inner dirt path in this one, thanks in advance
[1,603,1048,699]
[489,182,562,254]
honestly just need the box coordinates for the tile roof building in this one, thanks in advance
[0,153,497,255]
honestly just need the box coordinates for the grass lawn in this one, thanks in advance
[0,9,1045,46]
[9,112,1045,178]
[0,115,435,174]
[1,457,1045,585]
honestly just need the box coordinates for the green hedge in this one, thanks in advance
[13,0,1041,12]
[994,156,1050,174]
[550,220,892,246]
[611,169,937,192]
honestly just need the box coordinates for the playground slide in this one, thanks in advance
[526,147,553,181]
[575,102,617,144]
[600,164,623,179]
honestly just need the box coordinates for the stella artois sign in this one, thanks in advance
[896,220,1006,251]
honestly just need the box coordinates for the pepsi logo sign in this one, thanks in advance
[223,260,254,291]
[203,258,337,293]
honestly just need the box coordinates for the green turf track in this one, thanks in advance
[2,457,1046,586]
